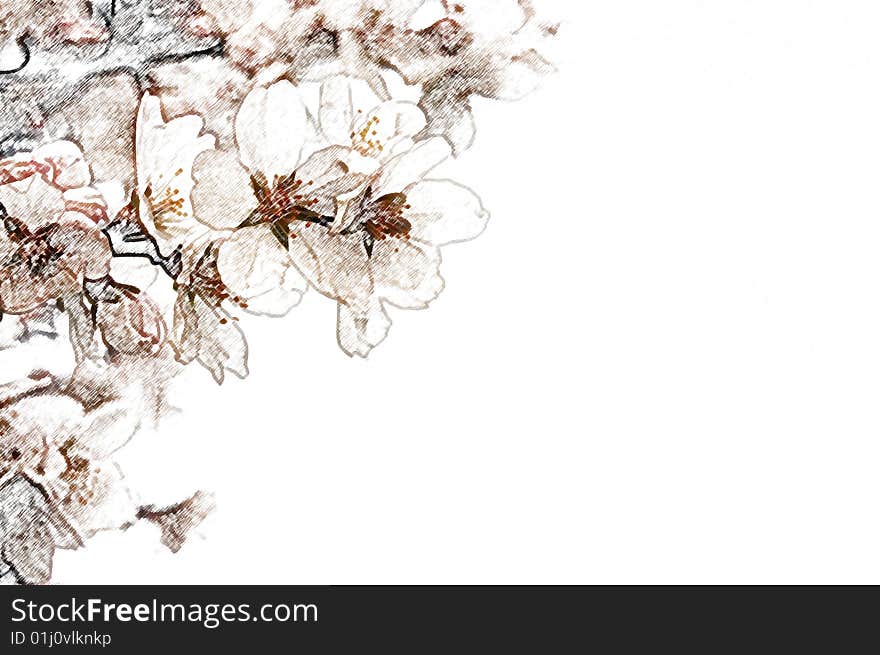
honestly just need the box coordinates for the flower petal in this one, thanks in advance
[492,49,557,101]
[62,188,108,225]
[146,57,250,150]
[0,174,65,231]
[337,301,392,358]
[372,238,445,309]
[32,141,91,191]
[319,76,355,146]
[287,228,373,311]
[61,463,138,537]
[235,81,308,180]
[79,399,142,461]
[135,93,217,256]
[0,395,85,444]
[192,149,257,231]
[403,179,489,245]
[172,287,248,384]
[352,100,426,160]
[373,137,451,195]
[216,227,309,317]
[296,145,369,210]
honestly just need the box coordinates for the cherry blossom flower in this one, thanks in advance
[189,79,365,316]
[219,132,488,357]
[0,0,108,53]
[383,0,557,153]
[134,93,218,269]
[202,74,488,355]
[283,137,488,356]
[0,354,201,583]
[0,142,112,316]
[0,372,139,582]
[208,73,426,325]
[316,75,427,180]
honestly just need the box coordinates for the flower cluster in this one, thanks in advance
[0,0,556,582]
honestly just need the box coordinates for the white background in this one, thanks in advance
[53,1,880,584]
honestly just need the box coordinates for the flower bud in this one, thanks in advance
[95,289,166,356]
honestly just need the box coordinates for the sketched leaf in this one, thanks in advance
[237,208,264,229]
[0,477,70,585]
[137,491,216,554]
[250,173,271,205]
[172,287,247,384]
[269,220,290,251]
[192,148,258,231]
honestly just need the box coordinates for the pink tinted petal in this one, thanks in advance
[33,141,91,190]
[0,158,52,186]
[63,188,108,224]
[0,174,66,231]
[56,18,110,45]
[287,227,373,311]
